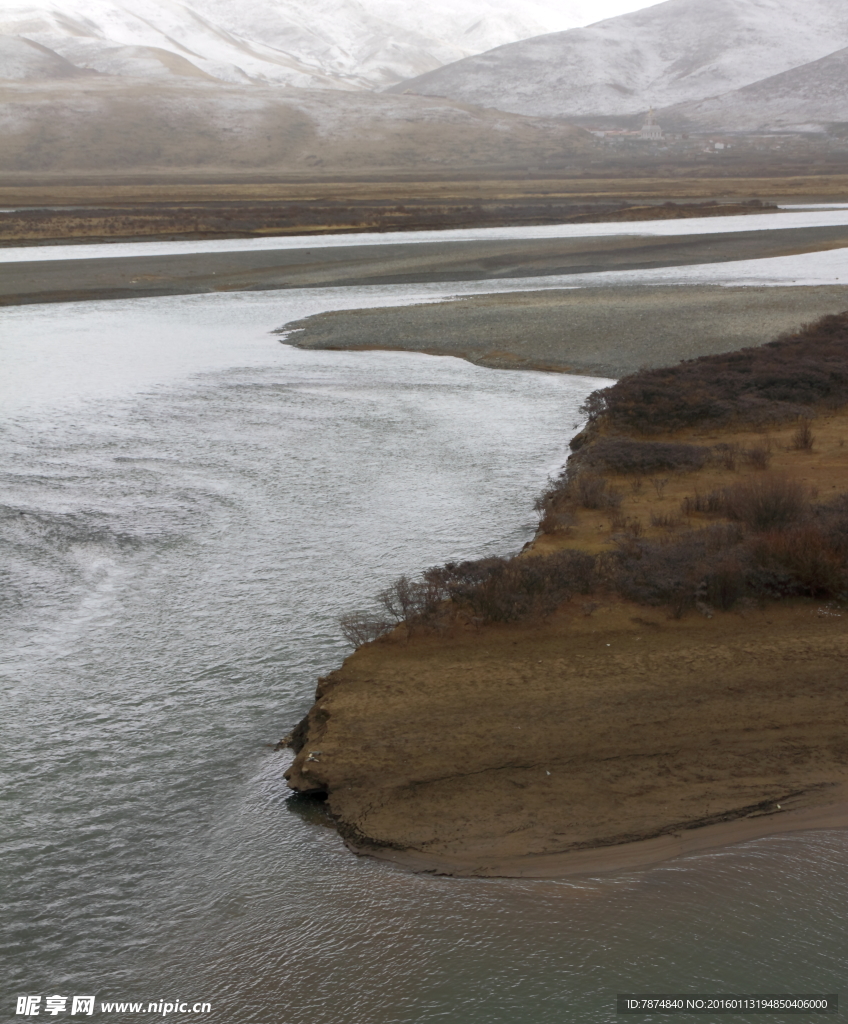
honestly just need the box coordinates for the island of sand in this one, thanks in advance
[285,312,848,876]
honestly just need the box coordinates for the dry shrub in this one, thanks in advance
[650,511,682,530]
[339,611,392,646]
[714,443,740,470]
[609,525,749,616]
[378,573,445,627]
[722,476,807,531]
[439,551,597,623]
[702,558,747,611]
[575,438,710,474]
[573,473,622,510]
[791,418,815,451]
[535,470,621,532]
[625,517,644,539]
[745,440,772,469]
[754,526,847,596]
[682,476,806,530]
[681,490,724,516]
[610,509,627,531]
[341,493,848,644]
[582,311,848,434]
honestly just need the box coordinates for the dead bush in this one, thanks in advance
[575,438,710,474]
[682,477,807,530]
[791,418,815,451]
[702,557,747,611]
[625,517,644,539]
[610,525,750,615]
[714,443,741,471]
[754,526,847,596]
[681,489,725,516]
[339,611,393,646]
[574,473,622,510]
[745,440,772,469]
[343,493,848,639]
[441,551,597,623]
[722,476,807,531]
[650,511,682,530]
[581,311,848,434]
[378,573,444,627]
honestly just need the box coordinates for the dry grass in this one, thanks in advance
[2,174,848,206]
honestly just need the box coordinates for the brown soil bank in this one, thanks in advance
[285,313,848,876]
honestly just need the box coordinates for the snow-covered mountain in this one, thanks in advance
[0,33,88,79]
[655,45,848,133]
[392,0,848,120]
[0,0,595,89]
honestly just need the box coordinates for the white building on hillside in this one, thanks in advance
[640,109,663,141]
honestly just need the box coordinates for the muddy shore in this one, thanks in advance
[3,222,848,307]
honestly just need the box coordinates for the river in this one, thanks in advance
[2,254,847,1023]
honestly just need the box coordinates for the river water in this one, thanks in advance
[3,273,848,1023]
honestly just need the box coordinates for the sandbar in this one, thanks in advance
[3,222,848,306]
[284,284,848,378]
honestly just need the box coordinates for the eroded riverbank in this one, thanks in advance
[285,317,848,875]
[285,603,848,877]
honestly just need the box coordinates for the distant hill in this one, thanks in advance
[655,45,848,133]
[0,79,593,175]
[391,0,848,119]
[0,33,86,80]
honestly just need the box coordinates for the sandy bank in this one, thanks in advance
[284,284,848,378]
[3,222,848,306]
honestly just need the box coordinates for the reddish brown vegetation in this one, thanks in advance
[345,483,848,637]
[582,313,848,435]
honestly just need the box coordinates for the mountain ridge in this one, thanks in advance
[655,44,848,133]
[391,0,848,123]
[0,0,585,89]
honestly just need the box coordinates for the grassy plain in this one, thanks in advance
[2,174,848,205]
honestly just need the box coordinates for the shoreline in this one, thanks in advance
[344,792,848,878]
